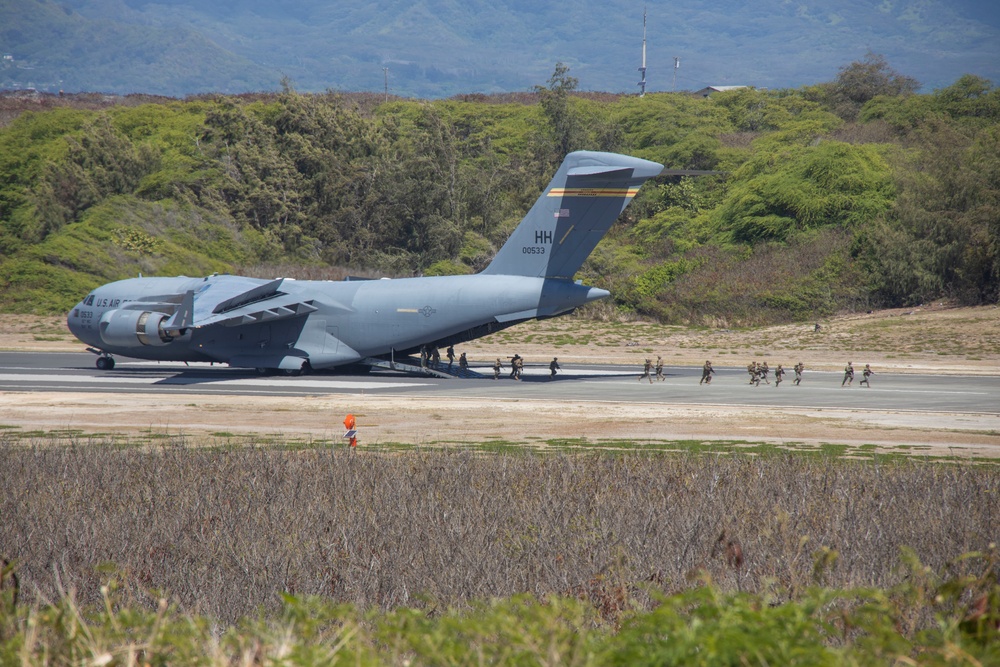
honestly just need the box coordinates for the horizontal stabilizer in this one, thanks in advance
[660,168,726,176]
[566,166,633,177]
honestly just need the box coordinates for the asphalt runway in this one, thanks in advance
[2,351,998,416]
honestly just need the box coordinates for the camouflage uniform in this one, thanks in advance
[700,360,714,385]
[493,358,503,380]
[860,364,874,387]
[509,354,520,379]
[549,357,560,379]
[774,364,784,387]
[639,359,653,383]
[793,362,804,386]
[842,362,854,387]
[655,356,665,381]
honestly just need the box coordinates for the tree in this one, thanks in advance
[717,141,894,244]
[823,52,920,121]
[31,114,156,240]
[534,62,583,160]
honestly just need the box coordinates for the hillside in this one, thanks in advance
[1,0,998,97]
[0,60,998,323]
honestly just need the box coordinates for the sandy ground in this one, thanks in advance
[2,304,999,457]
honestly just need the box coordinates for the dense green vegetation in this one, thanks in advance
[1,57,998,322]
[2,568,998,666]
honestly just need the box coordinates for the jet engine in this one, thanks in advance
[99,309,175,348]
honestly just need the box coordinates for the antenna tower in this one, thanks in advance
[637,7,647,97]
[672,57,680,92]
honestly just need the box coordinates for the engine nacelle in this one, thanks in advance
[99,310,174,348]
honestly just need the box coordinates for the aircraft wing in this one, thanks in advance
[158,277,331,333]
[193,294,320,328]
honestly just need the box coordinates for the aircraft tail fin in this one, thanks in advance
[481,151,663,278]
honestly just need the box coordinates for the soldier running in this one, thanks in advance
[793,361,804,385]
[493,357,503,380]
[774,364,785,387]
[860,363,874,387]
[747,361,759,386]
[842,361,854,387]
[459,352,468,370]
[512,355,524,380]
[655,356,665,381]
[760,361,771,385]
[549,357,560,379]
[639,358,653,383]
[509,354,520,379]
[700,360,715,385]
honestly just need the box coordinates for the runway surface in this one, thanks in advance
[2,351,998,416]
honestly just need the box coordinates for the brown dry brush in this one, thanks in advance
[1,441,997,624]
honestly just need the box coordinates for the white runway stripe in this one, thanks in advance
[0,373,431,390]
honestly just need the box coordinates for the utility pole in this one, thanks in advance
[637,7,647,97]
[672,57,680,92]
[383,67,389,103]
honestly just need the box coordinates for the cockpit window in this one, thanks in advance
[84,294,95,306]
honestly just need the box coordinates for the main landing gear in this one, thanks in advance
[87,348,116,370]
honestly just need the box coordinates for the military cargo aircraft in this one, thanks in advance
[67,150,663,374]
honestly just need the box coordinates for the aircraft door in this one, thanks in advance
[258,324,271,349]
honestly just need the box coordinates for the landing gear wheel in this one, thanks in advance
[96,356,115,370]
[282,360,311,377]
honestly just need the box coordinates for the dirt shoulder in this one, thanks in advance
[2,305,999,457]
[3,390,998,459]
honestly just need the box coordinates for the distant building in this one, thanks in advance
[694,85,749,97]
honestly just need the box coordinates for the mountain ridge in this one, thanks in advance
[1,0,998,98]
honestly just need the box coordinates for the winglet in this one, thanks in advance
[481,151,663,278]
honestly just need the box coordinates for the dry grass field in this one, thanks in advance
[2,443,997,625]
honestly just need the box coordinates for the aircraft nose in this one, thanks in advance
[66,303,91,344]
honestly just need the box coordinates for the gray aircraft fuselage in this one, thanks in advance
[67,273,609,369]
[66,151,664,372]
